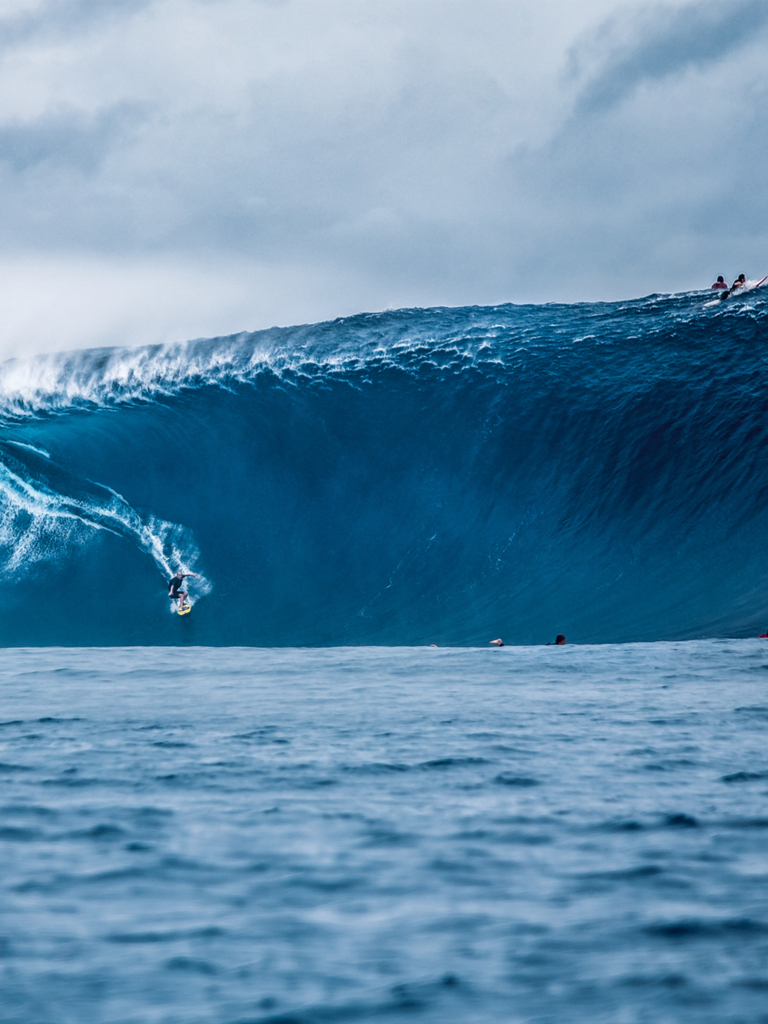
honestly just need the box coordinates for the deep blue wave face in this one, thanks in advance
[1,290,767,645]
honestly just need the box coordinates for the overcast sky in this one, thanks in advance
[0,0,766,355]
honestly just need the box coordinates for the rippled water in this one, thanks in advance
[2,641,768,1023]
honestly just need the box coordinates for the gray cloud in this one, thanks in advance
[0,0,149,53]
[0,103,147,173]
[571,0,768,114]
[0,0,766,356]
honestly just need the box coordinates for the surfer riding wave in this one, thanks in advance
[169,570,198,613]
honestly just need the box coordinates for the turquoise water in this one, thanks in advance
[2,640,768,1023]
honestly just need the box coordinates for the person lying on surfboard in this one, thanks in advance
[711,276,728,290]
[720,274,747,301]
[169,570,198,612]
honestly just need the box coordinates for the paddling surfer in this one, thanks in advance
[711,276,728,290]
[490,634,566,646]
[731,273,747,292]
[169,570,198,612]
[720,273,747,301]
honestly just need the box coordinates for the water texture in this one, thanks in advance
[1,291,766,645]
[2,641,768,1023]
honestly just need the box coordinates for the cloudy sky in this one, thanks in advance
[0,0,766,354]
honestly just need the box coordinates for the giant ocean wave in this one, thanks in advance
[1,291,766,646]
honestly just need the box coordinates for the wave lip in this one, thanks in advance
[0,289,740,421]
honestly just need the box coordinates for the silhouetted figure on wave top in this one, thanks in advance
[720,273,747,300]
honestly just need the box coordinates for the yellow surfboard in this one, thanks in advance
[178,604,192,616]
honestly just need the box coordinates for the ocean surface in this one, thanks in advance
[1,289,767,645]
[2,641,768,1024]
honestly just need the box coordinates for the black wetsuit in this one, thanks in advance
[169,576,187,598]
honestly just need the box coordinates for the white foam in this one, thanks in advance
[0,317,506,420]
[0,460,212,598]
